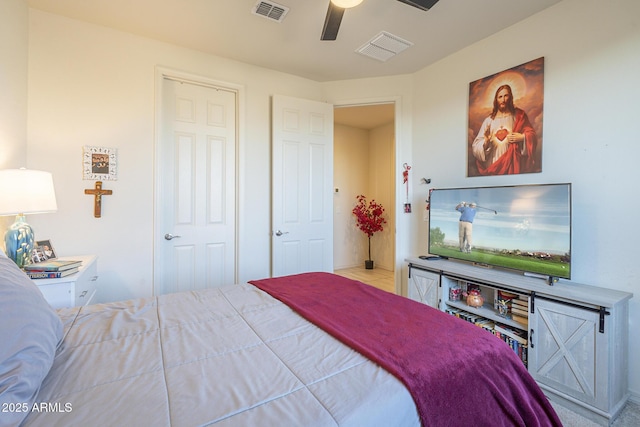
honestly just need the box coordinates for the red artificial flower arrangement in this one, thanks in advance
[352,195,387,265]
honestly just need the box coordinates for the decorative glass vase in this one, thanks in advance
[449,285,461,301]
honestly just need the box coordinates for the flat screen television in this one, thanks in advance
[428,183,572,279]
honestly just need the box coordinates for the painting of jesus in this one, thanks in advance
[467,57,544,177]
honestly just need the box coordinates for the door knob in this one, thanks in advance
[274,230,289,236]
[164,233,182,240]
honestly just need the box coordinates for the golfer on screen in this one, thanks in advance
[456,201,477,253]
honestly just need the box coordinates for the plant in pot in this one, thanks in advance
[352,195,387,269]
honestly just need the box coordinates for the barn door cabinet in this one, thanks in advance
[407,267,440,308]
[406,257,632,426]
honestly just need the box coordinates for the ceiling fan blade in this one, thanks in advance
[321,2,345,41]
[396,0,439,11]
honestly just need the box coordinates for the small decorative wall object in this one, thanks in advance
[84,181,113,218]
[83,146,117,180]
[31,239,57,263]
[402,163,411,213]
[425,188,433,211]
[467,57,544,177]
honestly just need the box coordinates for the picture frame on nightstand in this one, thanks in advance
[31,239,57,263]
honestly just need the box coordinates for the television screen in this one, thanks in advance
[428,183,572,279]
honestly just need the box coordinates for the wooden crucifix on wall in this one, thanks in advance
[84,181,113,218]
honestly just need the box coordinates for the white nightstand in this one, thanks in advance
[32,255,98,309]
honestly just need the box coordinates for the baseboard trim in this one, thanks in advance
[542,386,628,426]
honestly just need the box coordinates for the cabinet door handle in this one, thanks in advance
[529,328,534,348]
[79,290,88,298]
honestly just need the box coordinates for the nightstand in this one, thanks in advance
[32,255,98,309]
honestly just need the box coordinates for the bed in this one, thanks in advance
[0,252,561,427]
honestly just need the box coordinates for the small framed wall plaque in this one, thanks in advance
[83,146,117,180]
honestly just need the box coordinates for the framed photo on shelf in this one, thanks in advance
[31,240,57,263]
[83,145,118,180]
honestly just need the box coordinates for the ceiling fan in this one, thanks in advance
[321,0,440,41]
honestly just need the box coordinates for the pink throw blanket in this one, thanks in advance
[250,272,561,427]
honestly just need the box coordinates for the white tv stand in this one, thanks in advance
[405,256,633,426]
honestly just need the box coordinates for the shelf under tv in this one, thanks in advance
[444,299,527,331]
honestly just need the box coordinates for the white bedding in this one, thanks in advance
[22,283,419,426]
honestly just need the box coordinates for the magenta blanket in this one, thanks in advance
[250,272,561,427]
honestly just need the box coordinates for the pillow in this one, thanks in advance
[0,254,63,426]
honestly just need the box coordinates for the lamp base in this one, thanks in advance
[4,214,34,268]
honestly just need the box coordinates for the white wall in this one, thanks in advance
[0,0,28,169]
[25,10,324,302]
[0,0,29,232]
[368,122,395,271]
[409,0,640,400]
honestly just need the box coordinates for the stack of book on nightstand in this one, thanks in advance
[23,259,83,279]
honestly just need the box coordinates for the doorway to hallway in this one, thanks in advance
[333,102,396,289]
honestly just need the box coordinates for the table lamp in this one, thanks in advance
[0,169,58,268]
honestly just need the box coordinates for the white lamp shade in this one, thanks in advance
[0,169,58,215]
[331,0,364,8]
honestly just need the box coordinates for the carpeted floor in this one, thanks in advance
[552,400,640,426]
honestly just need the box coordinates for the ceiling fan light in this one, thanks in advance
[330,0,364,9]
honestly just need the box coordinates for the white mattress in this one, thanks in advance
[23,283,419,426]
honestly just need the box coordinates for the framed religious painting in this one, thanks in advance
[83,146,118,180]
[467,57,544,177]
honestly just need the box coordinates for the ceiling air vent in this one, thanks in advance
[252,1,290,23]
[356,31,414,62]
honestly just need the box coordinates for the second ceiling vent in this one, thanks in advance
[356,31,414,62]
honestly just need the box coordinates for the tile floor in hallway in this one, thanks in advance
[333,266,395,293]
